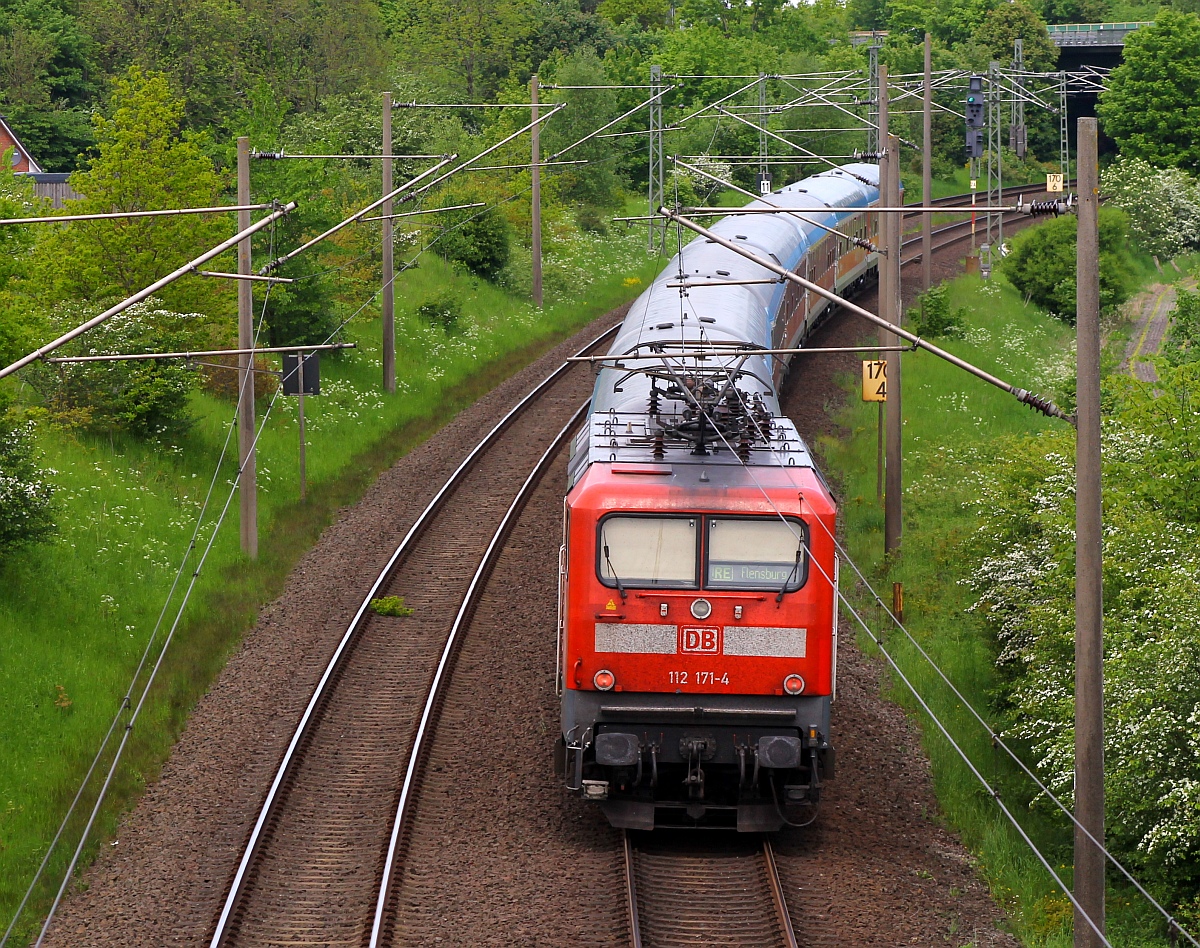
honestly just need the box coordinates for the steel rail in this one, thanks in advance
[209,322,619,947]
[762,839,799,948]
[624,832,643,948]
[368,396,593,947]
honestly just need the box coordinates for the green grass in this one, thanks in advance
[821,271,1172,946]
[0,226,663,942]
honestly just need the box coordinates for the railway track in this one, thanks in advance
[624,831,798,948]
[900,180,1063,268]
[206,180,1048,948]
[208,323,619,948]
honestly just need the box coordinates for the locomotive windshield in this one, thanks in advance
[706,517,808,592]
[598,516,698,588]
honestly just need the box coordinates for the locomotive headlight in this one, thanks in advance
[594,669,616,691]
[783,673,806,695]
[690,598,712,620]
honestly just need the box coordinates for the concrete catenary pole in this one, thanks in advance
[236,137,257,559]
[531,75,543,308]
[884,129,903,556]
[876,65,890,513]
[382,93,396,393]
[1074,116,1105,948]
[922,33,933,291]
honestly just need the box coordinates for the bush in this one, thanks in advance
[909,284,965,338]
[1164,289,1200,366]
[1002,207,1136,323]
[963,363,1200,904]
[0,400,56,555]
[28,302,203,439]
[415,292,463,333]
[435,206,511,281]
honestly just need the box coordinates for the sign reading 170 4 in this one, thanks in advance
[862,360,887,402]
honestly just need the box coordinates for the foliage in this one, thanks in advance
[963,363,1200,903]
[910,283,966,338]
[542,48,623,209]
[1097,10,1200,173]
[0,395,56,555]
[434,205,512,281]
[0,165,44,364]
[415,291,463,332]
[1164,289,1200,366]
[370,595,414,616]
[1101,157,1200,258]
[27,67,230,323]
[972,2,1057,72]
[80,0,387,125]
[1002,208,1136,323]
[383,0,531,99]
[0,0,97,170]
[26,302,204,439]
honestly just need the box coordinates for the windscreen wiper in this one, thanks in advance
[775,548,803,604]
[603,544,627,601]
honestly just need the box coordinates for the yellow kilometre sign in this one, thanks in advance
[1047,173,1064,193]
[862,360,887,402]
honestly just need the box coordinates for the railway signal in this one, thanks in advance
[965,76,985,160]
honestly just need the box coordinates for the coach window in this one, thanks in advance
[597,515,698,588]
[705,517,808,591]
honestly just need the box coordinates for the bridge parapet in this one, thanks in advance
[1047,21,1152,46]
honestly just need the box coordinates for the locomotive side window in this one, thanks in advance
[705,517,808,591]
[597,516,698,588]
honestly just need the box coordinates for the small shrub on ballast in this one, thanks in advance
[910,284,966,338]
[416,292,463,333]
[370,595,413,617]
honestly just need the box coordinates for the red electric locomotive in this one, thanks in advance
[556,164,879,831]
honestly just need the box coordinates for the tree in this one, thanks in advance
[542,48,623,209]
[384,0,531,100]
[597,0,669,29]
[517,0,616,73]
[29,66,230,322]
[1097,10,1200,173]
[0,0,97,170]
[973,2,1056,72]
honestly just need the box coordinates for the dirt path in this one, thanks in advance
[1122,278,1194,381]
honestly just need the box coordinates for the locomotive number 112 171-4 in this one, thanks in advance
[668,671,730,685]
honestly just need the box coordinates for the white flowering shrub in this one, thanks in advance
[0,409,56,554]
[1101,157,1200,259]
[27,300,206,439]
[963,363,1200,904]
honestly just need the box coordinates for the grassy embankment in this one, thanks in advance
[821,262,1184,946]
[0,226,663,940]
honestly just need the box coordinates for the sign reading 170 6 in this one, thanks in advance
[862,360,887,402]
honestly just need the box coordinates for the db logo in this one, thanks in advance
[680,626,720,654]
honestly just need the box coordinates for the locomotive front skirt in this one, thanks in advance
[556,163,879,831]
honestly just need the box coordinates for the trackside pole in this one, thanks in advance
[876,68,890,516]
[884,132,903,556]
[1073,116,1105,948]
[237,136,258,559]
[382,93,396,394]
[922,33,933,292]
[532,75,543,308]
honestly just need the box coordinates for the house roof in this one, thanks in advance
[0,115,43,174]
